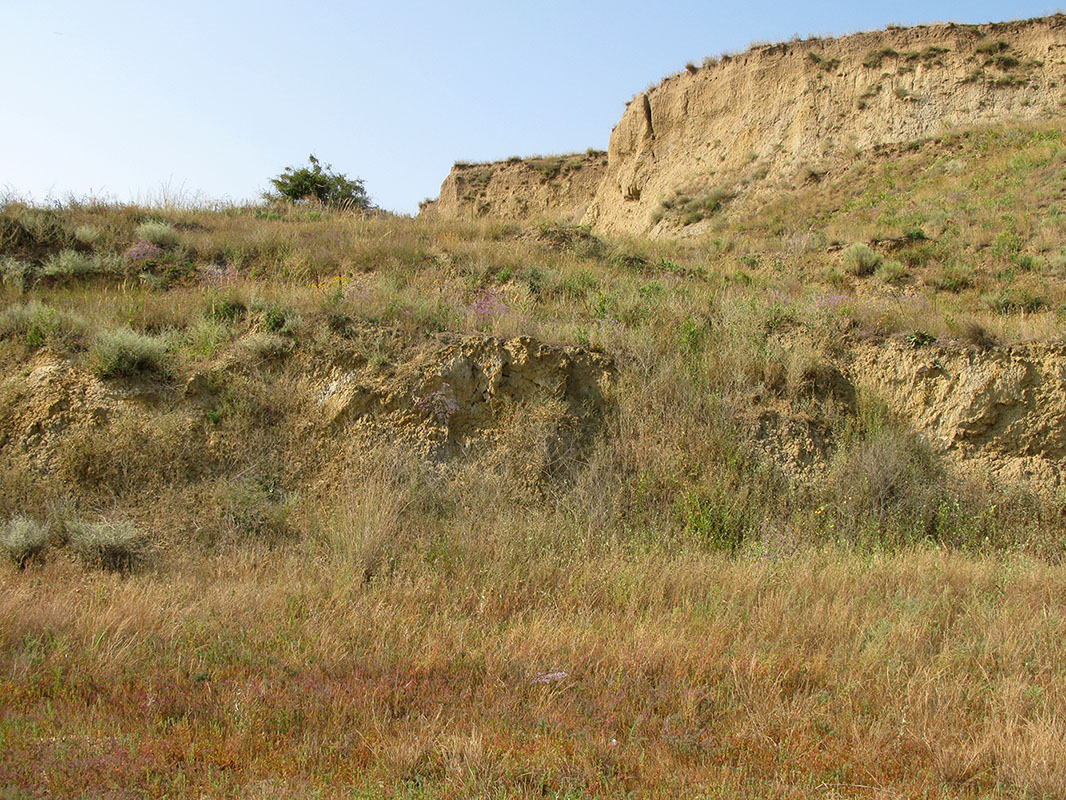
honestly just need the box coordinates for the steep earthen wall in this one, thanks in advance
[585,15,1066,235]
[424,151,607,224]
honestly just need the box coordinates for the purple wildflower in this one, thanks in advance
[416,383,460,426]
[472,289,509,317]
[126,240,164,261]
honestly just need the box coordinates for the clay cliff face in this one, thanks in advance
[585,15,1066,236]
[423,151,607,224]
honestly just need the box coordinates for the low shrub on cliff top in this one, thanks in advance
[266,154,371,210]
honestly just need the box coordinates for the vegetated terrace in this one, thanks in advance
[3,120,1066,797]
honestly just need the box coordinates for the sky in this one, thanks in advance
[2,0,1062,213]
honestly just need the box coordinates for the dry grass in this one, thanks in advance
[3,121,1066,796]
[3,543,1066,797]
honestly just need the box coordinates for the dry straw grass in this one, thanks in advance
[3,119,1066,796]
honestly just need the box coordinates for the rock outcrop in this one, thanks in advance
[423,151,607,224]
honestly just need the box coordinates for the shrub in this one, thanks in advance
[1,516,50,568]
[843,243,882,276]
[930,264,973,292]
[126,240,164,261]
[0,256,32,289]
[240,332,293,359]
[91,328,170,378]
[267,154,371,209]
[876,259,907,284]
[74,225,102,245]
[984,288,1046,314]
[831,423,949,541]
[41,249,96,277]
[134,220,179,249]
[65,519,148,571]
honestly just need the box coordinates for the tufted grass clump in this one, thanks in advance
[41,249,123,279]
[1,516,50,568]
[843,243,883,276]
[0,300,87,348]
[134,220,179,249]
[91,328,170,378]
[0,256,34,290]
[239,331,293,359]
[876,259,908,284]
[65,519,150,571]
[74,225,102,245]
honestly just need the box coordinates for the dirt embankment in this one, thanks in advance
[422,151,607,224]
[585,14,1066,236]
[748,337,1066,494]
[851,340,1066,490]
[0,330,615,516]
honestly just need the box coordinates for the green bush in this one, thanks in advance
[65,519,148,571]
[134,220,179,249]
[843,243,883,276]
[91,328,170,378]
[1,516,50,568]
[266,154,371,209]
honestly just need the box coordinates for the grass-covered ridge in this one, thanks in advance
[4,120,1066,797]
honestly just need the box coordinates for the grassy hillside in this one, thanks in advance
[3,121,1066,797]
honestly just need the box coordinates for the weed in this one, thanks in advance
[91,328,170,378]
[843,243,882,276]
[876,259,907,284]
[134,220,179,249]
[1,516,50,568]
[905,329,937,348]
[65,519,149,571]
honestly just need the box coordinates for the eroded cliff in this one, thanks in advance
[423,151,607,224]
[585,14,1066,235]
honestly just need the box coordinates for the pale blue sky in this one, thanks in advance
[2,1,1061,213]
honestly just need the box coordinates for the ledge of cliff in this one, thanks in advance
[422,151,607,224]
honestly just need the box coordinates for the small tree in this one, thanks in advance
[267,154,371,209]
